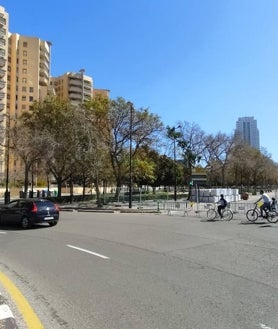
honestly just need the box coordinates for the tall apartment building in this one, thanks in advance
[50,71,110,105]
[7,33,51,182]
[8,34,51,116]
[235,116,260,150]
[0,6,9,180]
[50,70,93,105]
[0,5,52,184]
[0,5,109,190]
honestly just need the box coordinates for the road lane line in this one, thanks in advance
[0,231,7,234]
[0,272,44,329]
[259,324,274,329]
[67,244,110,259]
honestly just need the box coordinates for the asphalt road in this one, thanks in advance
[0,211,278,329]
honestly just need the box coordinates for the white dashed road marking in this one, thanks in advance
[66,244,110,259]
[259,324,274,329]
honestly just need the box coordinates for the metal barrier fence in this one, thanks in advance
[161,201,257,217]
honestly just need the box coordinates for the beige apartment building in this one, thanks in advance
[0,5,110,193]
[50,70,93,105]
[50,71,110,104]
[7,33,51,183]
[0,5,52,187]
[0,6,9,185]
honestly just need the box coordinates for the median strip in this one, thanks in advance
[67,244,110,259]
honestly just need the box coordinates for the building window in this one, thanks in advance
[23,41,28,47]
[23,60,27,65]
[22,104,26,110]
[29,96,33,102]
[22,86,26,92]
[23,69,27,74]
[22,78,27,83]
[22,96,26,101]
[29,87,33,93]
[23,50,27,56]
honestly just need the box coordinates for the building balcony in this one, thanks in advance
[69,86,82,93]
[0,80,5,89]
[69,92,82,101]
[69,79,82,87]
[39,61,49,72]
[0,103,4,111]
[39,68,49,79]
[84,90,92,97]
[0,28,6,37]
[39,76,48,86]
[40,50,49,62]
[0,92,5,99]
[0,17,6,26]
[0,69,5,78]
[0,39,5,47]
[0,58,5,67]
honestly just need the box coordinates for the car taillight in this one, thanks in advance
[31,203,38,213]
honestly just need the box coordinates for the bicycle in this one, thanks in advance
[246,202,278,223]
[207,203,233,221]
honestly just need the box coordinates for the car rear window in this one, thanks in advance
[35,200,55,208]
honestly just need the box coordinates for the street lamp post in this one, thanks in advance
[172,125,181,202]
[174,135,177,202]
[4,114,10,204]
[127,102,133,208]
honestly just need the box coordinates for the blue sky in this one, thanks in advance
[2,0,278,161]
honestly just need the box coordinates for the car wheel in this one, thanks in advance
[21,216,31,229]
[49,221,57,227]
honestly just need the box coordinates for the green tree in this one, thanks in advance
[20,97,83,197]
[104,97,163,198]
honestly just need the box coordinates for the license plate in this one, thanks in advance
[44,217,54,220]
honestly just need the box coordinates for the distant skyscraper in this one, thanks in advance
[235,116,260,150]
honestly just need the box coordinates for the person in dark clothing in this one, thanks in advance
[271,197,277,211]
[218,194,227,218]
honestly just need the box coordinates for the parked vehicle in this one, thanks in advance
[0,198,60,229]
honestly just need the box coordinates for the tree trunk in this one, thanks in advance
[24,163,29,197]
[94,179,102,207]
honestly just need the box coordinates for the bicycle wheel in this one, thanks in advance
[266,211,278,224]
[246,209,258,222]
[222,209,233,221]
[207,209,217,220]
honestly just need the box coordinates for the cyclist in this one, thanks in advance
[217,194,227,218]
[256,190,271,217]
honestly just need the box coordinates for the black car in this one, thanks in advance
[0,198,60,229]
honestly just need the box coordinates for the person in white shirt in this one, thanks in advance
[256,190,271,217]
